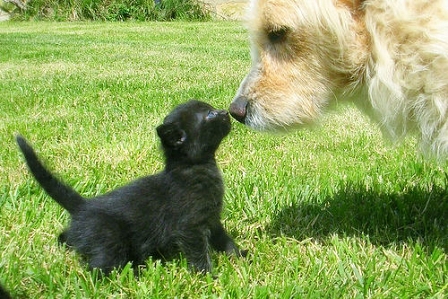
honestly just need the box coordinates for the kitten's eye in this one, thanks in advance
[267,28,288,43]
[206,110,218,120]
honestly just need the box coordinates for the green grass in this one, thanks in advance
[8,0,211,21]
[0,21,447,298]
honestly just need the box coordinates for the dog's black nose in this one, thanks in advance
[229,96,248,124]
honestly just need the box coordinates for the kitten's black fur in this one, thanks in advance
[0,283,11,299]
[17,100,246,274]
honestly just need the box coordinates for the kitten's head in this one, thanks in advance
[156,100,231,163]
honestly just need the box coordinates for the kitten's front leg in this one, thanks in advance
[177,229,212,273]
[209,222,247,257]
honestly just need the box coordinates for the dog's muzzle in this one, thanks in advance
[229,96,248,124]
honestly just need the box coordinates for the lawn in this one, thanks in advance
[0,21,447,298]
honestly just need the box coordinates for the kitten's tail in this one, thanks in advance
[16,135,85,214]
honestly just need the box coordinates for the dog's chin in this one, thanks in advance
[243,112,308,134]
[231,93,322,133]
[239,103,314,133]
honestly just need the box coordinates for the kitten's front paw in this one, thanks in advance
[225,245,248,258]
[237,249,248,258]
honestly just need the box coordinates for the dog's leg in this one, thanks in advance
[209,222,247,257]
[177,229,212,273]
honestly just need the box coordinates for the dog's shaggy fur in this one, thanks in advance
[230,0,448,158]
[17,100,246,274]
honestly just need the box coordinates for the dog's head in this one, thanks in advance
[230,0,369,131]
[157,100,231,162]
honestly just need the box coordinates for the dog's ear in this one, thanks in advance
[156,123,187,148]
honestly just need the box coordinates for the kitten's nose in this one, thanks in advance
[229,96,248,124]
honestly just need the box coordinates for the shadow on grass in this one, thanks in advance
[267,183,448,251]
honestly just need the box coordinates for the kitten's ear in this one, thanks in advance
[156,123,187,147]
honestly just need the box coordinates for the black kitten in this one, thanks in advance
[17,100,246,274]
[0,283,11,299]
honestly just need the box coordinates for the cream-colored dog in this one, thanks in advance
[230,0,448,158]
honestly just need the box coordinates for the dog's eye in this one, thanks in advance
[267,28,288,43]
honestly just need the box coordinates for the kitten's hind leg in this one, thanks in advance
[58,231,68,244]
[58,230,74,248]
[70,214,133,275]
[88,245,132,276]
[210,222,247,257]
[177,229,212,273]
